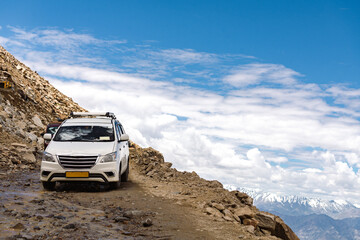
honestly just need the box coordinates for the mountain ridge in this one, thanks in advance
[226,186,360,219]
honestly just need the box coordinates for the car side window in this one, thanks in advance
[115,123,121,140]
[120,125,125,134]
[116,124,122,137]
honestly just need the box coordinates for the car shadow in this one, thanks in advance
[54,180,135,192]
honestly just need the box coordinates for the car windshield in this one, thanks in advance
[53,125,114,142]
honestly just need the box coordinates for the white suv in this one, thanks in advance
[41,112,129,190]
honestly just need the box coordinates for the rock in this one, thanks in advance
[262,229,272,236]
[255,212,275,232]
[163,162,172,168]
[233,191,253,206]
[232,206,255,220]
[123,210,143,218]
[243,218,259,228]
[12,222,25,229]
[244,225,255,234]
[223,209,236,222]
[223,215,234,221]
[22,152,36,163]
[37,137,44,147]
[32,115,44,128]
[0,110,8,119]
[113,216,129,222]
[274,216,300,240]
[207,180,223,188]
[53,215,66,220]
[211,203,225,211]
[205,207,223,218]
[11,143,27,148]
[26,132,38,142]
[142,218,153,227]
[63,223,78,229]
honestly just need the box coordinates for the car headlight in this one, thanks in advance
[99,152,117,163]
[42,152,56,162]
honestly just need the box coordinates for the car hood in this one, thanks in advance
[46,141,115,156]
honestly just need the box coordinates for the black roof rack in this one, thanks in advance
[70,112,116,119]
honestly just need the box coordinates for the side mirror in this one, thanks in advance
[43,133,52,141]
[119,134,129,142]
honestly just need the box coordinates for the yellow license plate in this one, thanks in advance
[66,172,89,178]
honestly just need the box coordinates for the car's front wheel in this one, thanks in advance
[109,165,121,190]
[121,158,129,182]
[42,181,56,191]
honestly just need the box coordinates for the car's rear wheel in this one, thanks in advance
[121,158,129,182]
[42,181,56,191]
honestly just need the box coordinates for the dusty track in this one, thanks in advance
[0,168,214,239]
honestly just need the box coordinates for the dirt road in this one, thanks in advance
[0,144,291,240]
[0,168,215,240]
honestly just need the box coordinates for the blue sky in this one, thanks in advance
[1,1,360,204]
[2,0,359,86]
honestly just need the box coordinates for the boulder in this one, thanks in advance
[22,152,36,163]
[232,206,255,220]
[243,218,259,228]
[32,115,44,128]
[255,212,276,232]
[274,216,300,240]
[233,191,253,206]
[26,132,38,142]
[223,209,237,222]
[211,203,225,211]
[205,207,223,218]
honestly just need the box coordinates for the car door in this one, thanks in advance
[116,123,128,174]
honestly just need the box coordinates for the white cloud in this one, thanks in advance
[223,63,301,87]
[0,36,9,45]
[151,48,218,64]
[268,157,288,163]
[345,153,360,167]
[7,26,126,50]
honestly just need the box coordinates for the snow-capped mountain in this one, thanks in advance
[225,186,360,219]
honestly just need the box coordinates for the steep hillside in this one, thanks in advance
[0,45,299,240]
[0,45,84,170]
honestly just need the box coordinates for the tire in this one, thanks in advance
[42,181,56,191]
[121,158,129,182]
[109,165,121,190]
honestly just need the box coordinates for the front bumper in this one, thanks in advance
[40,161,119,183]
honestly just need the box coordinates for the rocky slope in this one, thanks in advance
[0,45,299,240]
[0,45,84,171]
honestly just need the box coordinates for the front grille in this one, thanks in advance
[58,155,98,169]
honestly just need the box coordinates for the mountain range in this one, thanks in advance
[225,186,360,240]
[236,187,360,219]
